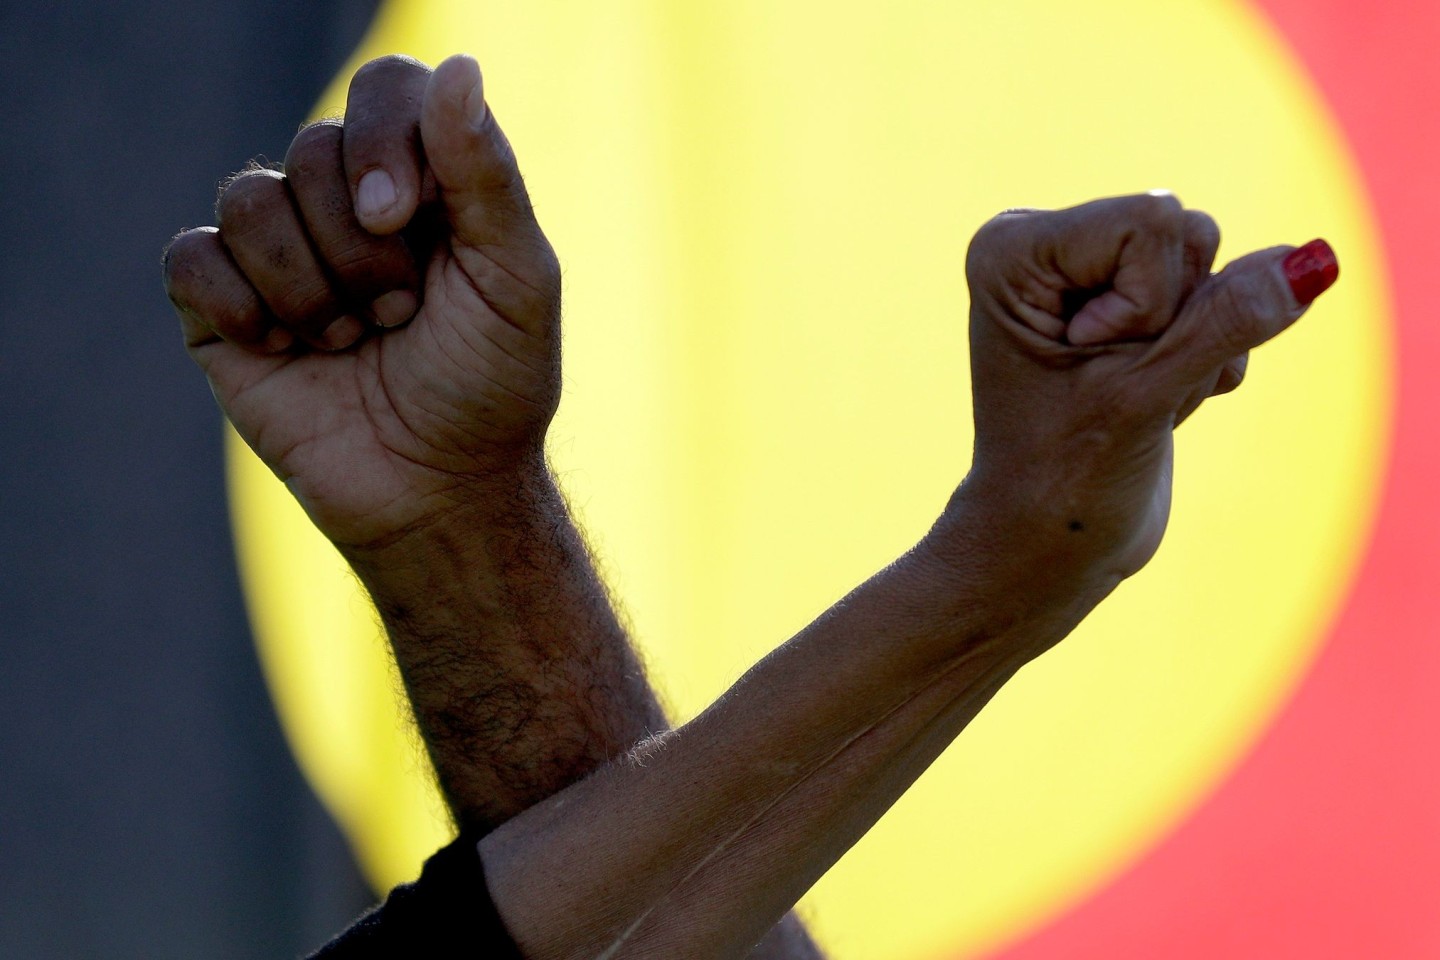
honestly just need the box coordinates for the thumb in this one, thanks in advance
[419,54,539,252]
[1145,239,1338,398]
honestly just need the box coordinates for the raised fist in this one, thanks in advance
[164,54,562,549]
[960,193,1337,589]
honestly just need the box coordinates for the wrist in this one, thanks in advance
[915,472,1122,658]
[337,446,557,612]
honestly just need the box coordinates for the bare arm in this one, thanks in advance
[163,50,657,828]
[166,52,818,958]
[338,455,666,832]
[476,196,1339,958]
[484,511,1091,959]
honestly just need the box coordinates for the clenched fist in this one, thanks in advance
[956,192,1338,604]
[164,54,562,549]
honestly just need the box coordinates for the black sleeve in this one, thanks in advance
[306,831,523,959]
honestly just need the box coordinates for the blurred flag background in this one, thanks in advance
[3,1,1437,958]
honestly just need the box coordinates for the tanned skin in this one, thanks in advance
[165,53,819,957]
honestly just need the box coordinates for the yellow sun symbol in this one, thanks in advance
[229,2,1389,957]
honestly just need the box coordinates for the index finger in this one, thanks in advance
[343,54,433,235]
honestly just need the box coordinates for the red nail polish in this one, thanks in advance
[1283,239,1339,306]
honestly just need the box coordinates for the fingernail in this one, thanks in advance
[1283,239,1339,306]
[463,61,488,129]
[357,169,398,219]
[264,326,296,354]
[371,289,418,328]
[321,315,366,351]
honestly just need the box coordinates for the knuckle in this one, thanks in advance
[966,213,1023,278]
[1134,191,1184,229]
[161,227,213,282]
[1182,212,1222,277]
[1185,208,1221,248]
[215,169,285,225]
[1209,275,1276,349]
[352,54,431,87]
[1128,193,1185,254]
[285,120,342,176]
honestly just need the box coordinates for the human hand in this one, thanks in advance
[163,54,560,550]
[953,193,1337,596]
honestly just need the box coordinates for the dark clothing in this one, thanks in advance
[309,833,522,958]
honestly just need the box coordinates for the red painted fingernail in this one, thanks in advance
[1282,239,1339,306]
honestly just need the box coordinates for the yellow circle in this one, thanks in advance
[230,1,1390,957]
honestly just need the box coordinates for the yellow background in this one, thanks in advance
[229,1,1390,956]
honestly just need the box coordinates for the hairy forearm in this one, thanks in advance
[339,451,823,958]
[478,482,1115,958]
[339,450,668,833]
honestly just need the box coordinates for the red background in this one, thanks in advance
[992,3,1440,956]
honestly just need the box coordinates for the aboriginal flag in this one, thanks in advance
[5,2,1439,959]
